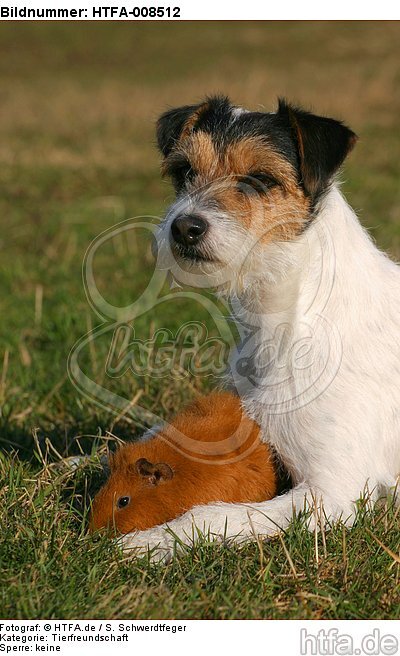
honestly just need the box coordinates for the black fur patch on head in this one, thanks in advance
[277,98,357,201]
[157,95,299,165]
[156,95,235,157]
[230,111,300,169]
[192,95,233,137]
[156,95,357,206]
[157,103,202,157]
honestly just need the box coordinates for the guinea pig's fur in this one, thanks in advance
[90,392,277,534]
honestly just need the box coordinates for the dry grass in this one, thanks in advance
[0,22,399,619]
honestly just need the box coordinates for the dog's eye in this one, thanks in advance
[117,496,131,509]
[173,163,195,189]
[238,172,278,193]
[250,172,277,186]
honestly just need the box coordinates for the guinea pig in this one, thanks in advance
[90,391,277,535]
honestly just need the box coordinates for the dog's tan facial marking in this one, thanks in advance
[225,137,298,188]
[216,181,310,244]
[164,132,310,244]
[216,137,310,242]
[163,131,220,180]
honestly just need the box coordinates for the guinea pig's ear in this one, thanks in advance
[134,458,174,485]
[108,451,116,472]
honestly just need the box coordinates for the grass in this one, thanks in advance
[0,22,399,619]
[1,449,399,619]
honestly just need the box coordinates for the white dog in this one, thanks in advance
[121,96,400,561]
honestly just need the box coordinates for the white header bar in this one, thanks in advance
[0,0,399,20]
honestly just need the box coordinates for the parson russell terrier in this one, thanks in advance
[121,96,400,561]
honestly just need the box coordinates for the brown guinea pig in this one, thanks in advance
[90,391,277,535]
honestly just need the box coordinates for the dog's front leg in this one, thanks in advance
[118,484,323,563]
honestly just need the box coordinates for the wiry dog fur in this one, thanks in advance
[121,95,400,561]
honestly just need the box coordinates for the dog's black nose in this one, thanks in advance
[171,215,208,247]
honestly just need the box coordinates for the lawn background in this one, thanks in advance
[0,22,399,619]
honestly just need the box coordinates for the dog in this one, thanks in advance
[90,392,277,534]
[121,95,400,561]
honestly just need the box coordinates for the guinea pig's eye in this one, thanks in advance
[117,496,131,509]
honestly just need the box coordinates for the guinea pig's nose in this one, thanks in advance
[171,215,208,247]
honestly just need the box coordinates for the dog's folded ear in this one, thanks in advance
[156,104,201,157]
[133,457,174,485]
[277,99,358,199]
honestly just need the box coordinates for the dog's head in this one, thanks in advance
[155,95,357,290]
